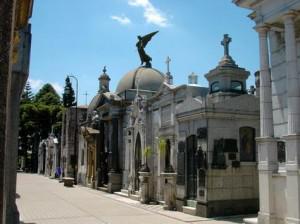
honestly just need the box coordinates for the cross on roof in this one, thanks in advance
[165,56,171,73]
[83,91,89,105]
[221,34,232,57]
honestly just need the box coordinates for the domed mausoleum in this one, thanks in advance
[116,66,165,100]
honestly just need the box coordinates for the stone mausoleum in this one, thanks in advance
[67,34,260,217]
[235,0,300,223]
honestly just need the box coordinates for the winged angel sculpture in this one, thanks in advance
[136,31,159,68]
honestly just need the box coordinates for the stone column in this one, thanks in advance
[256,25,277,224]
[257,25,273,138]
[0,1,17,223]
[284,12,300,135]
[283,11,300,224]
[108,117,121,193]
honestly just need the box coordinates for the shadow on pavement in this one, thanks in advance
[20,222,36,224]
[212,214,257,223]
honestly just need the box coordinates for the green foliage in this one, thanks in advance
[143,146,152,158]
[63,76,76,107]
[19,83,63,140]
[158,137,166,154]
[21,82,34,103]
[34,83,61,105]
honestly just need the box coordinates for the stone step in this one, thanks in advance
[97,186,108,192]
[158,200,165,205]
[182,206,197,216]
[121,189,129,194]
[114,191,129,198]
[244,217,258,224]
[129,194,140,201]
[186,200,197,208]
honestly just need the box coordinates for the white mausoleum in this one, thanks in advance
[234,0,300,223]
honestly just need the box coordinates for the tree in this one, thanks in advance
[62,76,76,107]
[34,83,61,105]
[21,82,34,103]
[19,83,64,172]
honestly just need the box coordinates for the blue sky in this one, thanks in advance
[29,0,257,105]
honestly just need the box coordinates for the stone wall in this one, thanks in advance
[0,1,16,222]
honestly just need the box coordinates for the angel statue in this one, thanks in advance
[136,31,159,68]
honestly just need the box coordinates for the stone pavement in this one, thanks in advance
[16,173,253,224]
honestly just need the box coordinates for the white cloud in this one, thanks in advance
[128,0,168,27]
[51,82,64,94]
[28,79,63,94]
[111,15,131,25]
[28,79,43,92]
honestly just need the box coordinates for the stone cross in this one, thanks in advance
[166,56,171,74]
[83,91,89,105]
[221,34,231,57]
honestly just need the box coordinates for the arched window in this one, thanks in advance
[239,127,255,161]
[211,81,220,93]
[231,81,243,92]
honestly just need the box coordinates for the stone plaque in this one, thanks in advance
[199,169,206,187]
[239,127,255,161]
[212,139,226,169]
[232,160,240,168]
[197,128,207,139]
[223,139,238,152]
[228,153,236,160]
[277,141,286,163]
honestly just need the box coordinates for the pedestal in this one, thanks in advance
[161,172,177,210]
[284,134,300,223]
[138,171,151,204]
[256,137,277,224]
[108,172,122,193]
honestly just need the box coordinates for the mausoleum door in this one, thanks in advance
[135,133,142,191]
[186,135,197,199]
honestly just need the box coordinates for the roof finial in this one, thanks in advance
[221,34,232,57]
[219,34,237,67]
[165,56,173,85]
[103,66,107,73]
[166,56,171,74]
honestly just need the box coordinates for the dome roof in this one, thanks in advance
[116,67,165,93]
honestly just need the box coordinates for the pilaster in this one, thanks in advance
[284,133,300,223]
[256,137,278,224]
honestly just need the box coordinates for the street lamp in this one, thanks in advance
[65,75,78,184]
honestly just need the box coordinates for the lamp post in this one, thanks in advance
[68,75,78,184]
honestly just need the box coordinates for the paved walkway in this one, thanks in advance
[17,173,251,224]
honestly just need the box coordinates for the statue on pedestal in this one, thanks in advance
[136,31,159,68]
